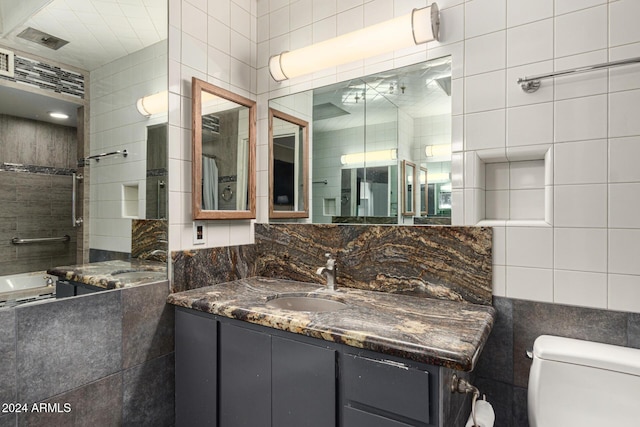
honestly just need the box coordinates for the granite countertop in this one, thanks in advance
[167,277,496,371]
[47,260,167,290]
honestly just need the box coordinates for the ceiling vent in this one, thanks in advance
[17,27,69,50]
[0,47,15,77]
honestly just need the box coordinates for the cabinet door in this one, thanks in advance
[219,322,271,427]
[272,336,336,427]
[175,308,217,427]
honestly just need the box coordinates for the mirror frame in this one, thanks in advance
[191,77,256,220]
[402,160,416,216]
[268,107,309,219]
[419,167,428,216]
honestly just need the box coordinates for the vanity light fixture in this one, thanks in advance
[425,144,451,158]
[48,111,69,120]
[427,172,451,183]
[340,149,397,165]
[269,4,440,82]
[136,90,168,117]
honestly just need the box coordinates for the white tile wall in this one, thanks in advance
[168,0,257,252]
[166,0,640,313]
[554,6,607,58]
[90,40,167,254]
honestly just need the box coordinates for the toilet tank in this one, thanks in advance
[528,335,640,427]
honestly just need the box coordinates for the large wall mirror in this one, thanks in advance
[0,0,168,279]
[268,108,309,219]
[268,57,452,225]
[192,77,256,220]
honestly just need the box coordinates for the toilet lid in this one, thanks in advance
[534,335,640,376]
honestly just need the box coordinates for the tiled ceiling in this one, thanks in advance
[312,59,452,133]
[0,0,167,71]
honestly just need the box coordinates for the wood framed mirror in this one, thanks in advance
[402,160,416,216]
[192,77,256,220]
[268,108,309,219]
[419,167,428,216]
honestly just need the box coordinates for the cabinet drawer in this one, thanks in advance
[343,406,415,427]
[342,354,430,424]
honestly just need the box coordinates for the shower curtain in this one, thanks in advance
[202,155,218,210]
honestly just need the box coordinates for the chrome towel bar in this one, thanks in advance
[85,149,128,162]
[518,56,640,93]
[11,235,71,245]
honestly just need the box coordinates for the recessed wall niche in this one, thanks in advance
[122,183,140,218]
[472,147,553,226]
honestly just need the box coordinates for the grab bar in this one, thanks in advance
[72,173,83,227]
[11,235,71,245]
[518,56,640,92]
[85,149,128,162]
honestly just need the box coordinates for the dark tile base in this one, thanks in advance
[19,374,122,427]
[123,353,175,427]
[1,281,173,426]
[475,296,638,427]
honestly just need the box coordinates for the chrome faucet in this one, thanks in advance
[316,253,336,291]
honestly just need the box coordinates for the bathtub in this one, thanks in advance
[0,271,56,307]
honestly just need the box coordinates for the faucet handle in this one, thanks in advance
[324,253,336,269]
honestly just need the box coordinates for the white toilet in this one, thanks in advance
[528,335,640,427]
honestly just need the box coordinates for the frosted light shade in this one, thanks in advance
[269,4,440,82]
[427,172,451,182]
[340,149,398,165]
[425,144,451,157]
[136,90,168,116]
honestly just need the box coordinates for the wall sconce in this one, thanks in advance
[340,149,397,165]
[425,144,451,157]
[269,4,440,82]
[136,90,168,116]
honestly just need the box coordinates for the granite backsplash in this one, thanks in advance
[171,223,492,305]
[132,219,168,263]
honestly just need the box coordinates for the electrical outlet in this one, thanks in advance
[193,221,206,245]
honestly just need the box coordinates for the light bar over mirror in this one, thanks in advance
[269,4,440,82]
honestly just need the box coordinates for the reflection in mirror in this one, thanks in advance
[419,167,428,215]
[146,124,168,220]
[268,57,452,225]
[0,1,168,273]
[192,78,256,220]
[268,108,309,219]
[340,166,398,220]
[402,161,416,216]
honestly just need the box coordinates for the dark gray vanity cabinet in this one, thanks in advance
[175,309,218,426]
[175,308,337,427]
[174,307,440,427]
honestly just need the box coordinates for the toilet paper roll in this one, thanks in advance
[465,400,495,427]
